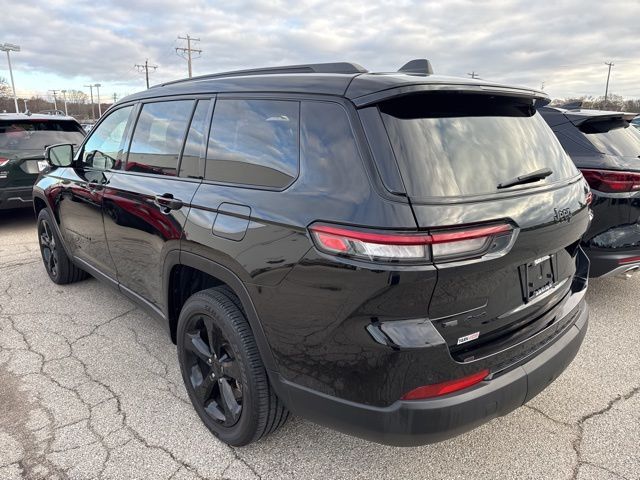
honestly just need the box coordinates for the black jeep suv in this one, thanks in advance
[541,105,640,277]
[34,60,590,447]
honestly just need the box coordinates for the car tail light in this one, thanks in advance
[401,369,490,400]
[619,256,640,265]
[309,223,512,264]
[0,157,10,167]
[580,169,640,193]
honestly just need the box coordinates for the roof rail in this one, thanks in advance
[157,62,368,87]
[398,59,434,75]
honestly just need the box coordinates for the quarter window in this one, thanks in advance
[205,99,299,188]
[82,106,133,170]
[127,100,194,176]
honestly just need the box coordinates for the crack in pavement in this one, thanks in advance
[527,385,640,480]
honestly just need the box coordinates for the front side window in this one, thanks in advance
[205,99,299,188]
[82,106,133,170]
[127,100,194,176]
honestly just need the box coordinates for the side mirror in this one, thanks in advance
[45,143,74,167]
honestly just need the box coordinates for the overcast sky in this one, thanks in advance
[1,0,638,103]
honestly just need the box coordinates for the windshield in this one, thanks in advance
[580,119,640,157]
[0,120,85,152]
[379,93,578,198]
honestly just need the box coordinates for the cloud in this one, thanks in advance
[1,0,638,99]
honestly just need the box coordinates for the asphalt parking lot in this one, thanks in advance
[0,208,638,480]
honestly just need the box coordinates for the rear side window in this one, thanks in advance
[127,100,194,176]
[179,100,210,178]
[205,99,299,188]
[379,93,578,198]
[580,120,640,157]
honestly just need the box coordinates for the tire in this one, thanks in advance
[177,286,289,446]
[37,209,88,285]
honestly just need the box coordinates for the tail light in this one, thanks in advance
[401,369,490,400]
[580,169,640,193]
[309,223,513,264]
[0,157,10,167]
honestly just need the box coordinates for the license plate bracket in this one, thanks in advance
[521,254,556,301]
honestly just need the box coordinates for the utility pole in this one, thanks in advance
[604,61,614,106]
[135,59,158,89]
[61,90,68,115]
[467,71,479,79]
[112,92,117,103]
[0,43,21,113]
[94,83,102,117]
[176,35,202,78]
[49,89,59,111]
[84,84,95,121]
[540,81,545,91]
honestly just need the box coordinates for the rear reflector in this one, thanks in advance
[309,224,512,263]
[580,169,640,193]
[401,369,490,400]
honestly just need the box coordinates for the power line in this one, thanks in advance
[176,34,202,78]
[135,59,158,89]
[604,61,614,104]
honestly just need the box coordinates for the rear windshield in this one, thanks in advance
[0,119,85,151]
[379,93,578,198]
[580,119,640,157]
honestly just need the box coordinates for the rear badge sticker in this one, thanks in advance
[457,331,480,345]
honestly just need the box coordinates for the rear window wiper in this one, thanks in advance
[497,168,553,189]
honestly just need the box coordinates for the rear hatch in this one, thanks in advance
[375,92,590,361]
[0,118,85,187]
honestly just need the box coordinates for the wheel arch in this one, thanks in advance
[163,250,279,373]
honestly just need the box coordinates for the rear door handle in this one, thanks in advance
[155,194,183,211]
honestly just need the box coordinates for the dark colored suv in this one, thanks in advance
[0,113,85,209]
[541,105,640,277]
[34,60,591,447]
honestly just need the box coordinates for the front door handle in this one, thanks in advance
[155,194,183,212]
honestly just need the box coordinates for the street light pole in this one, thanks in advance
[94,83,102,117]
[61,90,68,115]
[84,84,95,121]
[0,43,21,113]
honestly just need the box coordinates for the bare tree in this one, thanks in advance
[66,89,88,104]
[0,77,12,98]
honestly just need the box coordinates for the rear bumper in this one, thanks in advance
[583,245,640,278]
[275,300,588,446]
[0,186,33,210]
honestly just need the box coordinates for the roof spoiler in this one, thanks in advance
[567,111,638,126]
[398,59,434,75]
[556,100,583,110]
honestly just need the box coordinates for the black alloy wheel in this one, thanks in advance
[183,314,243,427]
[39,218,59,279]
[177,287,289,446]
